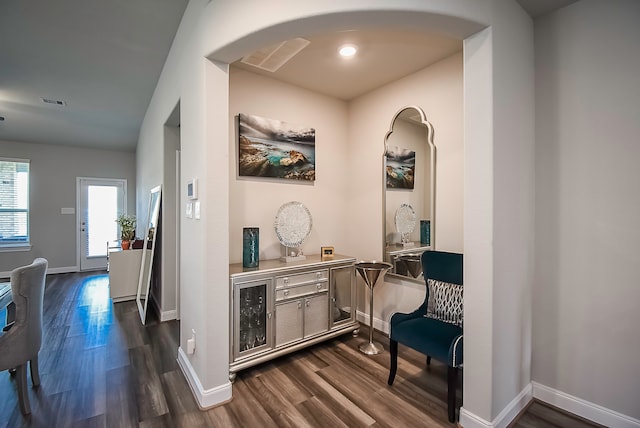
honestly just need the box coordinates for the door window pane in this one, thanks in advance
[86,185,118,257]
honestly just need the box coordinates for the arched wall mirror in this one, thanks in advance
[383,106,435,282]
[137,185,162,324]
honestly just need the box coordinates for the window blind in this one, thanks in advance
[0,158,30,245]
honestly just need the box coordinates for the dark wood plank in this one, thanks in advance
[0,271,604,427]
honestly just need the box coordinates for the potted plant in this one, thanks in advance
[115,214,136,250]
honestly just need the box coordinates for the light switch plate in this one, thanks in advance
[194,201,201,219]
[186,202,193,219]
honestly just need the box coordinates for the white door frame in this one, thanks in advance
[76,177,127,271]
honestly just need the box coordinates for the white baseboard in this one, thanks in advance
[160,309,177,322]
[356,310,390,335]
[149,293,177,322]
[533,382,640,428]
[459,383,532,428]
[177,347,232,409]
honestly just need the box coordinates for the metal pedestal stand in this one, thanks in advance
[355,261,392,355]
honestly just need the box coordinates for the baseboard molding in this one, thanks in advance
[533,382,640,428]
[149,293,177,322]
[356,310,390,335]
[160,309,177,322]
[177,347,232,409]
[459,383,532,428]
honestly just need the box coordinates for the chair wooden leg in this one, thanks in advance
[447,366,458,423]
[30,355,41,387]
[427,356,432,366]
[388,339,398,385]
[16,364,31,415]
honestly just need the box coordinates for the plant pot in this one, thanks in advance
[121,240,131,250]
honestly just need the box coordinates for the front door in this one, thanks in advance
[78,178,126,271]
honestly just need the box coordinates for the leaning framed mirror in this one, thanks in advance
[136,185,162,324]
[383,106,435,282]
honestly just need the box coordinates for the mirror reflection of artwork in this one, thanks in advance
[386,146,416,189]
[383,106,436,282]
[238,113,316,181]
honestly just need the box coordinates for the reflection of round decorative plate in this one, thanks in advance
[395,203,416,235]
[274,201,312,248]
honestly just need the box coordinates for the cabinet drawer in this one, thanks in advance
[276,269,328,289]
[276,282,328,301]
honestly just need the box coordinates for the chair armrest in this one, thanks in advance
[390,303,427,328]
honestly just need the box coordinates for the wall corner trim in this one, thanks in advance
[177,347,232,409]
[460,383,532,428]
[532,382,640,428]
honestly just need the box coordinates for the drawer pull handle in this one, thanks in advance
[298,302,302,309]
[283,277,289,284]
[317,284,322,290]
[284,290,289,296]
[316,272,322,279]
[306,300,310,307]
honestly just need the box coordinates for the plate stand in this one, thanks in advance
[280,245,306,263]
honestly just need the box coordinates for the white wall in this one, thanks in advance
[348,52,465,325]
[0,139,136,275]
[228,67,350,262]
[138,1,538,424]
[534,0,640,421]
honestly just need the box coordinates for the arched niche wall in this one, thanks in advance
[184,3,516,424]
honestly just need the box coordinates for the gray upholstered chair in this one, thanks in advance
[388,251,463,423]
[0,258,48,415]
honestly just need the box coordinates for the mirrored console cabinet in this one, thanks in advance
[229,254,358,381]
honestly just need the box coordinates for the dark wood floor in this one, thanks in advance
[0,271,602,427]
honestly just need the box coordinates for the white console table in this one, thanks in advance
[108,248,142,302]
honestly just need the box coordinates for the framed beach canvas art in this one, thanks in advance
[385,146,416,189]
[238,113,316,181]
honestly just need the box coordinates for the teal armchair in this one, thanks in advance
[387,250,463,423]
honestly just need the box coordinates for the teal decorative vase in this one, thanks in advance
[420,220,430,246]
[242,227,259,268]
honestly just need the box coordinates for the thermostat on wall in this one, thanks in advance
[187,178,198,200]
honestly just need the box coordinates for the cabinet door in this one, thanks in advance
[304,293,329,338]
[330,265,355,328]
[275,299,304,347]
[234,279,273,360]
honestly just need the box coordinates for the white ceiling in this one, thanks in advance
[0,0,188,151]
[0,0,577,151]
[232,29,463,101]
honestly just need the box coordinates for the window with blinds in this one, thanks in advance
[0,158,30,246]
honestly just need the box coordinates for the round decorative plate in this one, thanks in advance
[395,203,416,235]
[274,201,312,248]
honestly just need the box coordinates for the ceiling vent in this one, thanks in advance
[41,98,67,106]
[241,38,310,72]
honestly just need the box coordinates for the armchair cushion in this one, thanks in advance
[390,316,463,367]
[426,279,463,327]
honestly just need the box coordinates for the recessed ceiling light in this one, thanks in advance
[338,45,357,58]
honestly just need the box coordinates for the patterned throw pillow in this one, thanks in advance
[425,279,463,327]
